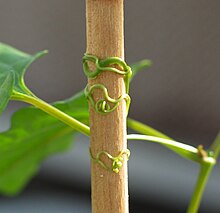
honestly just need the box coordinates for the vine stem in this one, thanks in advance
[187,133,220,213]
[187,162,214,213]
[127,118,200,162]
[127,134,198,159]
[11,92,90,136]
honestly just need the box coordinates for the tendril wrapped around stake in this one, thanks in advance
[83,53,132,115]
[89,148,130,173]
[83,54,132,93]
[84,84,131,115]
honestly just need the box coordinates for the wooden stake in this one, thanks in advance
[86,0,128,212]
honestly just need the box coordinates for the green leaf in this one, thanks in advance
[0,71,14,114]
[0,43,47,114]
[127,118,201,162]
[127,118,171,140]
[127,134,200,163]
[0,91,89,196]
[209,132,220,160]
[130,59,152,81]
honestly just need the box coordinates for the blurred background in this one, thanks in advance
[0,0,220,212]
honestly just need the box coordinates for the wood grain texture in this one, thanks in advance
[86,0,128,212]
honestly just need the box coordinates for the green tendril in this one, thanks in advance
[84,84,130,115]
[83,53,132,93]
[83,53,132,115]
[90,148,130,173]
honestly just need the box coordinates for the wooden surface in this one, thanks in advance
[86,0,128,212]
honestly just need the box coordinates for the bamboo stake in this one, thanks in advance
[86,0,128,212]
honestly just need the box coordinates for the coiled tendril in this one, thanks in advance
[84,84,130,115]
[90,148,130,173]
[83,53,132,115]
[83,54,132,172]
